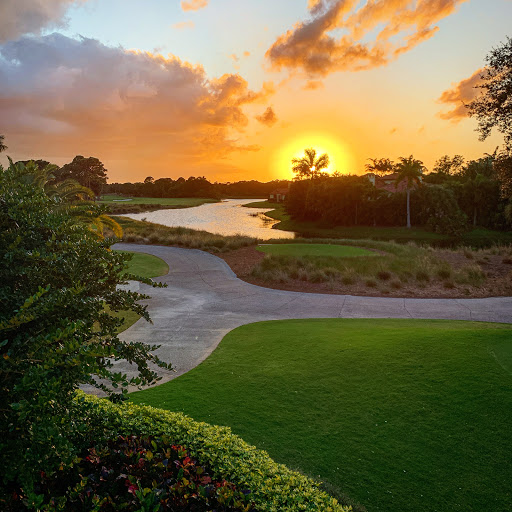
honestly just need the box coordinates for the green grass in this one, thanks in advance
[257,243,376,258]
[130,319,512,512]
[258,203,512,248]
[115,216,257,252]
[116,250,169,279]
[243,200,281,209]
[251,238,458,289]
[100,195,218,206]
[109,251,169,332]
[99,196,219,215]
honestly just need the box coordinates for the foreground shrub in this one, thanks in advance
[71,394,349,512]
[0,164,171,495]
[7,436,254,511]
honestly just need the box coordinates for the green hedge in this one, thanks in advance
[75,393,350,512]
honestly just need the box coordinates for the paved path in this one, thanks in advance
[110,243,512,387]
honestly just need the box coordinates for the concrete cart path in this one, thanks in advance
[111,243,512,387]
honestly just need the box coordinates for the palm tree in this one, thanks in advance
[8,158,122,238]
[0,135,7,153]
[365,157,394,176]
[291,148,329,179]
[395,155,425,228]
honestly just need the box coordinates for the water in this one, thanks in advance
[126,198,296,239]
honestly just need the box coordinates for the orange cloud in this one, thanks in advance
[172,20,195,30]
[0,34,274,179]
[266,0,468,78]
[302,80,324,90]
[255,106,278,127]
[437,68,484,122]
[181,0,209,12]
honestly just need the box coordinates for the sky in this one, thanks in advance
[0,0,511,183]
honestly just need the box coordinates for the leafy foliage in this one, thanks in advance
[58,155,108,195]
[0,163,171,494]
[364,157,394,175]
[67,395,349,512]
[6,436,255,511]
[468,37,512,151]
[291,148,330,179]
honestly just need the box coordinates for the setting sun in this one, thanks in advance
[274,133,356,179]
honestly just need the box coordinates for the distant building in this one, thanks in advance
[364,172,422,193]
[269,187,288,202]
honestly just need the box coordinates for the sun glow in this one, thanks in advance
[273,132,356,180]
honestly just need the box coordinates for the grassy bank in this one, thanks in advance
[99,195,218,214]
[245,201,512,248]
[248,239,512,297]
[108,250,169,333]
[129,319,512,512]
[115,216,257,252]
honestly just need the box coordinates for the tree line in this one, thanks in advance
[104,176,290,199]
[286,151,511,236]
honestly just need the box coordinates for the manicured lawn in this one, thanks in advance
[100,195,218,207]
[117,250,169,279]
[110,251,168,332]
[257,243,376,258]
[130,319,512,512]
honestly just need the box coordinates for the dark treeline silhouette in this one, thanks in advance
[16,155,108,196]
[286,152,511,235]
[104,177,290,199]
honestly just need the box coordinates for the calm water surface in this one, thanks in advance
[126,198,296,239]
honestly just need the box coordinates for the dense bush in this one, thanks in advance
[0,164,171,496]
[71,394,349,512]
[413,185,468,235]
[6,435,255,511]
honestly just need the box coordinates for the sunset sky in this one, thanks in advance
[1,0,511,182]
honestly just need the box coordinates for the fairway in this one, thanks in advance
[257,243,376,258]
[130,319,512,512]
[100,196,217,207]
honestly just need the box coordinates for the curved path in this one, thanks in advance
[111,243,512,387]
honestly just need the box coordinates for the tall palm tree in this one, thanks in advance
[0,135,7,153]
[291,148,329,179]
[395,155,425,228]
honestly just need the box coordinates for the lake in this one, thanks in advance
[125,198,296,239]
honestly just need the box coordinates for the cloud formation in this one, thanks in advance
[437,68,483,122]
[0,34,273,177]
[172,21,195,30]
[0,0,84,43]
[266,0,468,78]
[181,0,209,12]
[255,107,278,127]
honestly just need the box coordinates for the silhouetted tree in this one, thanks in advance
[494,150,512,200]
[433,155,465,175]
[58,155,108,195]
[395,155,425,228]
[0,135,7,153]
[365,157,394,176]
[468,37,512,151]
[292,148,329,179]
